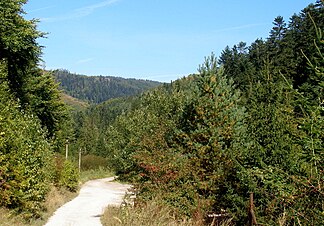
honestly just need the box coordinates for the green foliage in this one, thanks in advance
[216,3,324,224]
[170,54,249,219]
[106,83,187,178]
[0,77,53,218]
[59,161,79,192]
[106,55,250,220]
[0,0,43,101]
[24,70,69,138]
[103,3,324,223]
[246,65,300,171]
[44,1,323,224]
[293,15,324,224]
[0,1,69,140]
[81,155,109,170]
[53,156,79,192]
[0,1,76,218]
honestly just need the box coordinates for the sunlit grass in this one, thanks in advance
[101,196,235,226]
[80,167,115,184]
[101,201,195,226]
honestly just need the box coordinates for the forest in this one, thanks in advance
[0,0,323,225]
[53,69,161,104]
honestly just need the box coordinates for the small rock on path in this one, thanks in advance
[45,177,131,226]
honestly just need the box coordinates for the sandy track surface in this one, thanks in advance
[45,177,131,226]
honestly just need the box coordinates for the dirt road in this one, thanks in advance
[45,177,131,226]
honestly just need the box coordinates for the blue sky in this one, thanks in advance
[24,0,315,82]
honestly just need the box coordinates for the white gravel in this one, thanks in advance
[44,177,132,226]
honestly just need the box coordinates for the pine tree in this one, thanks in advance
[245,63,299,171]
[218,43,254,94]
[243,61,304,224]
[294,17,324,224]
[174,53,250,219]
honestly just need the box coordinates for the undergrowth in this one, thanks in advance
[0,185,77,226]
[0,167,113,226]
[101,198,234,226]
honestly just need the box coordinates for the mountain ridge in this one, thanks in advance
[53,69,162,104]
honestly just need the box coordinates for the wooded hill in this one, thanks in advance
[53,69,161,104]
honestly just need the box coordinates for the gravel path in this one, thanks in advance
[44,177,132,226]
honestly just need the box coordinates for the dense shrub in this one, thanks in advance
[81,155,109,170]
[52,154,79,192]
[0,80,53,218]
[58,161,79,192]
[0,0,74,219]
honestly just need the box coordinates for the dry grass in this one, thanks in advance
[101,201,194,226]
[101,197,235,226]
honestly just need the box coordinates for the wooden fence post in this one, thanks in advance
[248,192,257,226]
[79,148,81,173]
[65,139,69,160]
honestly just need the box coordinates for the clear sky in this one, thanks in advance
[24,0,315,82]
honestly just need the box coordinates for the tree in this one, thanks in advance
[268,16,286,44]
[0,0,43,101]
[0,63,53,218]
[245,62,300,171]
[219,43,254,94]
[283,1,324,88]
[0,1,68,139]
[294,17,324,224]
[0,1,77,218]
[24,70,69,138]
[172,54,250,220]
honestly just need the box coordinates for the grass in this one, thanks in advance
[101,200,195,226]
[79,167,114,184]
[101,197,234,226]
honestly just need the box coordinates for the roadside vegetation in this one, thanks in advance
[0,157,113,226]
[99,1,323,225]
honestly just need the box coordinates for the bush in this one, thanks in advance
[59,161,79,192]
[0,82,53,218]
[52,155,79,192]
[81,155,109,170]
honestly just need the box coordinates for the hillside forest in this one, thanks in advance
[0,0,323,225]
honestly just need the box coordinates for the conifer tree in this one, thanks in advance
[245,63,300,171]
[0,0,68,138]
[0,0,43,101]
[174,53,249,219]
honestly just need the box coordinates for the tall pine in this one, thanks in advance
[174,53,249,220]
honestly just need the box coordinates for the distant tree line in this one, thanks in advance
[53,69,161,104]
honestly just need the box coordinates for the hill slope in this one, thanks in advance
[53,69,161,104]
[60,92,89,111]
